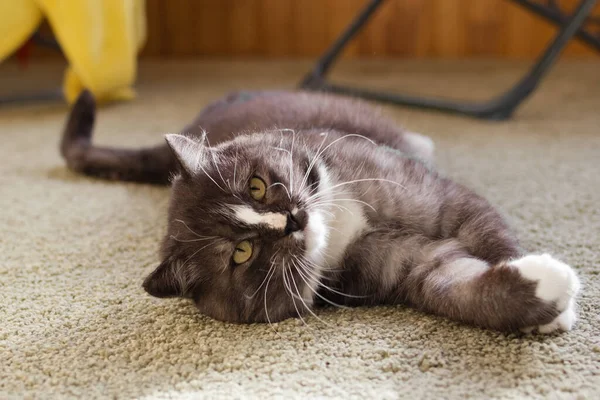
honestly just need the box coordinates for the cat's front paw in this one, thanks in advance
[511,254,580,334]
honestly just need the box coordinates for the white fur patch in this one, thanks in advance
[439,257,487,282]
[511,254,580,333]
[325,198,368,266]
[304,164,369,269]
[404,131,434,161]
[230,205,287,230]
[297,163,369,303]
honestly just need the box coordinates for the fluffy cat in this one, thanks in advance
[61,90,580,333]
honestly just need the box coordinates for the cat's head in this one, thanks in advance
[143,131,332,323]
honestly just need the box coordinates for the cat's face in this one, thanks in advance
[143,132,332,323]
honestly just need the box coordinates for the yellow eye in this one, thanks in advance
[249,177,266,200]
[232,240,253,264]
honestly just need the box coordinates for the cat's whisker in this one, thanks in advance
[311,198,377,212]
[174,219,210,238]
[291,257,350,310]
[277,128,296,134]
[300,133,378,196]
[289,129,296,196]
[296,179,321,200]
[267,144,294,199]
[308,193,349,211]
[283,261,309,327]
[269,146,291,155]
[297,256,368,299]
[300,132,329,192]
[169,235,219,243]
[290,259,331,327]
[182,239,223,265]
[306,187,350,202]
[307,178,406,201]
[268,182,292,201]
[293,255,342,277]
[245,250,280,299]
[233,148,240,189]
[292,255,324,281]
[263,256,282,338]
[283,262,308,327]
[205,137,229,192]
[312,208,335,219]
[309,200,355,215]
[198,163,227,193]
[300,256,347,274]
[175,238,223,293]
[193,130,226,192]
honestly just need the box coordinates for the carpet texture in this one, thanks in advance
[1,60,599,399]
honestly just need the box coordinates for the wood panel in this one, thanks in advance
[22,0,600,59]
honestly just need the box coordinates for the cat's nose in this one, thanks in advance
[285,209,308,235]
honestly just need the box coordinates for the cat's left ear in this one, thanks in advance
[142,259,182,298]
[165,133,207,176]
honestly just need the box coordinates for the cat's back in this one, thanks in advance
[182,91,428,158]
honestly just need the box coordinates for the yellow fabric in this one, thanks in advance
[0,0,146,105]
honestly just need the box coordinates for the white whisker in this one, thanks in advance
[292,258,350,310]
[308,200,355,215]
[308,178,405,201]
[297,256,368,299]
[289,259,330,326]
[245,250,280,299]
[312,197,376,212]
[283,261,308,327]
[269,146,291,155]
[206,136,226,182]
[300,132,329,192]
[268,182,292,200]
[174,219,208,238]
[233,148,239,188]
[263,258,282,338]
[198,162,227,193]
[289,129,296,195]
[170,235,219,243]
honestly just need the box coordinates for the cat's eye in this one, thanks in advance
[249,177,266,201]
[232,240,253,264]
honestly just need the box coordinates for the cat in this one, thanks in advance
[61,90,580,333]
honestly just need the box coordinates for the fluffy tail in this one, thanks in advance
[60,90,175,185]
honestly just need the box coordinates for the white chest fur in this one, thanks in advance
[323,196,368,266]
[304,165,369,269]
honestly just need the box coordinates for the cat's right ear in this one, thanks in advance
[165,134,206,177]
[142,259,182,298]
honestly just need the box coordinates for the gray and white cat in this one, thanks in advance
[61,90,580,333]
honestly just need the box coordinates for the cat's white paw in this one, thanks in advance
[511,254,580,334]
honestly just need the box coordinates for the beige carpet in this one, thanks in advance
[1,60,599,399]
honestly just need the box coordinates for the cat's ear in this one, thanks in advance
[165,133,206,176]
[142,259,182,298]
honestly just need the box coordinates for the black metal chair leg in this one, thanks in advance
[299,0,385,89]
[300,0,598,120]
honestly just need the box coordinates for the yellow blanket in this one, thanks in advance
[0,0,146,104]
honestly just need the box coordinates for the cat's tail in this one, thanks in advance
[60,90,175,185]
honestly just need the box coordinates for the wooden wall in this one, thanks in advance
[141,0,600,59]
